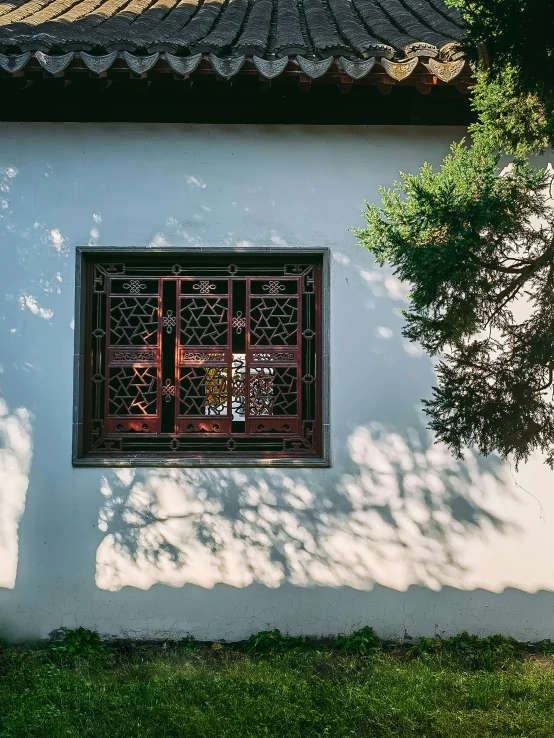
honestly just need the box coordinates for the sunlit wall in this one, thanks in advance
[0,124,553,642]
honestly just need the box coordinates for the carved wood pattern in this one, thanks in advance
[82,257,322,460]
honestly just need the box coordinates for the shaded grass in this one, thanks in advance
[1,646,554,737]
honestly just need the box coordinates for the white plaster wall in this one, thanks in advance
[1,123,553,642]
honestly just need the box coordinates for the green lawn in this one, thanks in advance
[1,646,554,737]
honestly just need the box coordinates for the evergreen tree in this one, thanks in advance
[356,1,554,466]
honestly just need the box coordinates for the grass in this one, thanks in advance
[1,641,554,737]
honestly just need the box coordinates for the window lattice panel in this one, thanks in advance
[80,255,323,461]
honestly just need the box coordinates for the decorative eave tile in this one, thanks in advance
[252,55,289,79]
[338,57,375,79]
[165,52,202,76]
[369,45,395,61]
[439,42,464,61]
[123,51,159,75]
[0,52,31,73]
[209,54,245,78]
[403,42,438,59]
[296,56,333,79]
[427,58,465,81]
[380,57,418,81]
[35,51,74,75]
[80,51,118,75]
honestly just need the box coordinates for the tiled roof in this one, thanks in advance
[0,0,464,60]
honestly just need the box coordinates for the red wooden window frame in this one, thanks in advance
[76,251,325,464]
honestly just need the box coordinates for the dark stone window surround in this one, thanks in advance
[73,246,330,467]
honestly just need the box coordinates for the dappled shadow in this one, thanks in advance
[97,422,511,594]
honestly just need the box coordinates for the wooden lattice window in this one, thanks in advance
[73,250,328,466]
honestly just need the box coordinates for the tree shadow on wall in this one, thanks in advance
[95,421,514,595]
[94,246,520,598]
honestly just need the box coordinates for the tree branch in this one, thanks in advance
[538,364,554,392]
[475,258,529,274]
